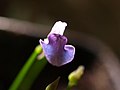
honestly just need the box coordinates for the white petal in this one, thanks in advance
[48,21,67,36]
[44,38,49,44]
[39,38,49,44]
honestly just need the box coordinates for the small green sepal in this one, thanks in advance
[46,77,60,90]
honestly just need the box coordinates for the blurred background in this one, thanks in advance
[0,0,120,90]
[0,0,120,56]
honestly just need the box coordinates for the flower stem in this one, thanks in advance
[9,45,47,90]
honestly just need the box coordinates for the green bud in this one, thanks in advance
[68,65,84,87]
[35,45,42,54]
[46,77,60,90]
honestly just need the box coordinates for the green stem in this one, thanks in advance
[9,45,47,90]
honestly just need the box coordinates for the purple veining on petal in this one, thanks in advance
[39,34,75,66]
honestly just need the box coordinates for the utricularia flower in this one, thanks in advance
[39,21,75,67]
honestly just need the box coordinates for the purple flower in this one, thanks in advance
[39,21,75,67]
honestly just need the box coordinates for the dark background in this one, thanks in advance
[0,0,120,56]
[0,0,120,90]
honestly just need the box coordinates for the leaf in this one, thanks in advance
[45,77,60,90]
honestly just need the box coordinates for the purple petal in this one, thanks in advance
[39,34,75,66]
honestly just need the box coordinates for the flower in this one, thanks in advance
[39,21,75,67]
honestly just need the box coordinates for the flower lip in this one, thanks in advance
[39,21,75,67]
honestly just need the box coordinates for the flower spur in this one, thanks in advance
[39,21,75,67]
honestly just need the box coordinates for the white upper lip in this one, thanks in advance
[48,21,67,36]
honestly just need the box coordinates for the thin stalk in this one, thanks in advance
[9,45,47,90]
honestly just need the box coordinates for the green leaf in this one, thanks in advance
[46,77,60,90]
